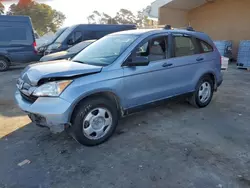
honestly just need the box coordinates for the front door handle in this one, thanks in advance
[196,57,204,61]
[162,63,173,67]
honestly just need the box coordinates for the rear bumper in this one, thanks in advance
[15,90,72,133]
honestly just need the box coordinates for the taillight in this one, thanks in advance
[33,41,38,54]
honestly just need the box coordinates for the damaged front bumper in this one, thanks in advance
[15,90,72,133]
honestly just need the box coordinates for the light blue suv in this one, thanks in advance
[15,26,223,146]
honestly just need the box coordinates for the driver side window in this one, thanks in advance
[68,31,82,45]
[74,31,82,43]
[136,36,167,62]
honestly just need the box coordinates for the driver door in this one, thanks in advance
[122,34,173,109]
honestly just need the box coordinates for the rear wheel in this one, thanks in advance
[70,97,119,146]
[0,57,10,72]
[189,76,214,108]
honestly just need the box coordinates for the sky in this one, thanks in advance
[3,0,154,27]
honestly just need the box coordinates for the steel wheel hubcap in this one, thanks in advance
[198,81,211,103]
[82,107,112,140]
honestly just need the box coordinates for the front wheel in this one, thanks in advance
[70,97,119,146]
[189,76,214,108]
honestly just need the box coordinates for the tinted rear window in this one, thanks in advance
[0,27,27,41]
[0,22,32,45]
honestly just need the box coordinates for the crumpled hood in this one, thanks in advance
[21,60,102,85]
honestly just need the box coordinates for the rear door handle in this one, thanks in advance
[196,57,204,61]
[162,63,173,67]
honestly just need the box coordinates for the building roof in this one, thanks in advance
[148,0,209,18]
[162,0,208,10]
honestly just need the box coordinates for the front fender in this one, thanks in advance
[60,68,125,120]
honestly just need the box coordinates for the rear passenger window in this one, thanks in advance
[82,31,96,40]
[199,40,213,53]
[174,36,196,57]
[95,31,113,39]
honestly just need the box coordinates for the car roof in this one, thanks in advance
[0,15,31,21]
[110,28,212,44]
[111,28,201,36]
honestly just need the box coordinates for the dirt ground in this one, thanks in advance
[1,64,250,188]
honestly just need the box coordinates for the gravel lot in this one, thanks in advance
[0,64,250,188]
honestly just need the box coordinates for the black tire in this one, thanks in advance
[189,76,214,108]
[0,57,10,72]
[69,97,119,146]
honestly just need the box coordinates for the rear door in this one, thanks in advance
[163,33,205,95]
[0,21,37,63]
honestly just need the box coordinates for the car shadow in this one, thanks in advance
[0,101,26,117]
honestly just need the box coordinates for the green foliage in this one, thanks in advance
[7,0,66,36]
[87,7,152,27]
[0,2,4,15]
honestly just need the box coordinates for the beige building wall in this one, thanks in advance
[159,6,188,27]
[159,0,250,58]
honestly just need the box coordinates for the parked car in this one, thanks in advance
[15,26,223,146]
[43,24,137,55]
[40,40,96,62]
[0,15,39,71]
[37,27,68,56]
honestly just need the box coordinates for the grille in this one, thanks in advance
[20,91,38,103]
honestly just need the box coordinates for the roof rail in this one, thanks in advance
[186,26,195,31]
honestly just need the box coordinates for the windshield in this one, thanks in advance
[67,40,95,53]
[72,35,138,66]
[55,26,75,43]
[45,27,68,44]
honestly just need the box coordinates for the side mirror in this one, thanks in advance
[126,56,149,67]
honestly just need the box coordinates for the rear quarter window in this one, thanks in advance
[197,39,213,53]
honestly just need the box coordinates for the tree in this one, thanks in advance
[114,9,136,24]
[87,11,117,24]
[86,7,152,26]
[0,2,4,15]
[136,7,151,27]
[7,0,66,35]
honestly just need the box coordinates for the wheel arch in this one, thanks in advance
[69,91,123,123]
[0,55,11,63]
[197,71,217,91]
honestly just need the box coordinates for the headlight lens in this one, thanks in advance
[33,80,72,97]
